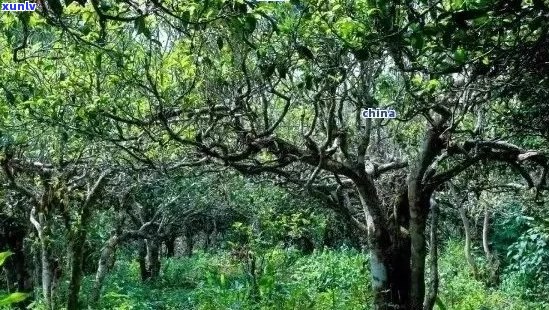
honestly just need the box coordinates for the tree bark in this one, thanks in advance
[409,197,429,310]
[30,208,53,310]
[138,240,150,281]
[91,234,120,304]
[423,199,439,310]
[67,215,92,309]
[481,202,500,285]
[91,223,152,305]
[32,243,41,299]
[165,236,176,258]
[407,112,448,309]
[356,182,411,309]
[482,204,491,260]
[458,201,478,276]
[185,231,194,257]
[146,239,160,279]
[67,230,86,310]
[67,171,109,310]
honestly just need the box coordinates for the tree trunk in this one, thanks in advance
[30,209,53,310]
[145,239,160,279]
[458,202,478,275]
[185,232,194,257]
[92,226,150,305]
[204,232,211,251]
[423,199,439,310]
[91,235,120,304]
[67,203,93,310]
[67,230,86,310]
[356,183,411,309]
[482,203,500,285]
[409,198,429,310]
[32,243,41,299]
[482,204,491,259]
[165,236,176,258]
[138,240,150,281]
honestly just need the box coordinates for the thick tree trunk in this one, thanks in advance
[424,200,439,310]
[356,183,411,309]
[165,236,176,258]
[407,170,434,309]
[145,240,160,279]
[91,235,120,304]
[67,203,93,310]
[409,198,429,310]
[68,170,110,308]
[407,125,446,308]
[92,225,150,305]
[138,240,150,281]
[204,232,211,251]
[185,232,194,257]
[67,230,86,310]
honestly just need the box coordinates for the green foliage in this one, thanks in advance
[437,240,547,310]
[504,222,549,301]
[0,251,29,307]
[0,251,12,266]
[87,248,369,310]
[80,245,549,310]
[0,292,29,307]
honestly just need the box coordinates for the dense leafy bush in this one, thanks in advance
[88,248,368,309]
[437,240,547,310]
[82,244,549,310]
[502,222,549,301]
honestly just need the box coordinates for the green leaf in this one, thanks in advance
[452,0,464,10]
[411,74,423,86]
[367,8,381,16]
[0,292,29,306]
[0,251,13,267]
[410,33,425,50]
[454,48,467,64]
[134,16,151,38]
[426,79,440,92]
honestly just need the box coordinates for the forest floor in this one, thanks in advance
[72,241,546,310]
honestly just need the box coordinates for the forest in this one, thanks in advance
[0,0,548,309]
